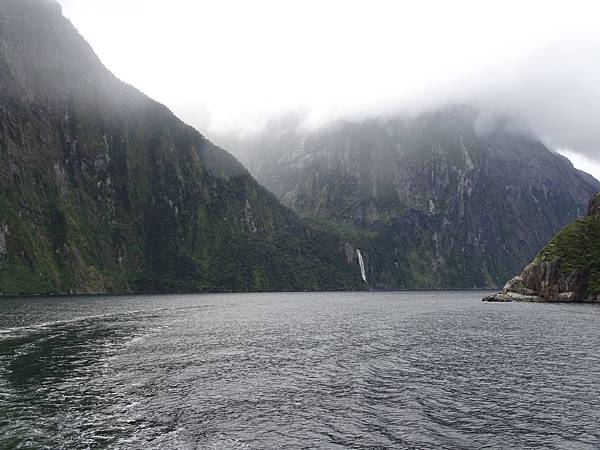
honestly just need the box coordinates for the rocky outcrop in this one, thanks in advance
[482,275,541,302]
[484,193,600,302]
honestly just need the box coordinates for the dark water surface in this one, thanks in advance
[1,291,599,449]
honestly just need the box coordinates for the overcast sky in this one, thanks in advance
[57,0,600,177]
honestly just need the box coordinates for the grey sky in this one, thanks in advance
[57,0,600,176]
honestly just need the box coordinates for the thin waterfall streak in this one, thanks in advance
[356,249,367,283]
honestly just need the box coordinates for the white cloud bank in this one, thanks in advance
[57,0,600,176]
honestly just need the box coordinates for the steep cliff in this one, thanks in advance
[0,0,364,294]
[220,108,599,289]
[485,193,600,302]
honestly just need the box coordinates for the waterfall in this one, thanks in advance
[356,249,367,283]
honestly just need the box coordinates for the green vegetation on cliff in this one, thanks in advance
[0,0,364,295]
[536,198,600,296]
[485,193,600,302]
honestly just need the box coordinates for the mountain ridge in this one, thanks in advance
[218,106,599,289]
[0,0,365,294]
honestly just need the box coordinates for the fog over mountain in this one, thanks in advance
[56,0,600,176]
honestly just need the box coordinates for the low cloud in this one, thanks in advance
[57,0,600,165]
[467,42,600,160]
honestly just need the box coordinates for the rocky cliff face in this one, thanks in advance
[0,0,364,294]
[485,193,600,302]
[220,108,599,289]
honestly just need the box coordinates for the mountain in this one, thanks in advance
[0,0,365,294]
[484,192,600,302]
[218,107,600,289]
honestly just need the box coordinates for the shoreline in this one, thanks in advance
[0,288,499,300]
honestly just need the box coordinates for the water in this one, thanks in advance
[356,250,367,284]
[1,291,599,449]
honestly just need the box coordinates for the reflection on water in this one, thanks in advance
[1,292,600,449]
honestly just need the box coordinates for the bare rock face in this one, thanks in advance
[0,223,7,257]
[588,192,600,217]
[521,260,590,302]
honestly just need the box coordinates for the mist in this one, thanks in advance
[56,0,600,174]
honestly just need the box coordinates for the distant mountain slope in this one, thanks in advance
[220,107,599,289]
[0,0,364,294]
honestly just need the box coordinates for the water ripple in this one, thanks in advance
[1,292,600,449]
